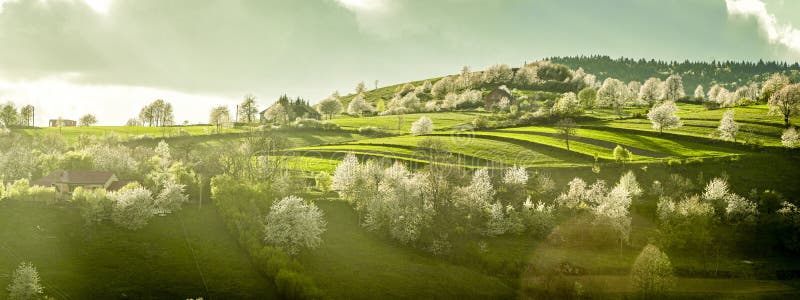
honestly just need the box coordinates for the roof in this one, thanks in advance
[106,180,133,192]
[32,170,115,186]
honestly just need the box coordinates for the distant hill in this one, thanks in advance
[549,55,800,91]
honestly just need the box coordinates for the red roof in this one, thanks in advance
[32,170,115,186]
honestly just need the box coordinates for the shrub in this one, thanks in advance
[358,126,390,137]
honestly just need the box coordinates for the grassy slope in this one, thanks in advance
[297,200,515,299]
[17,126,247,143]
[329,112,486,133]
[0,201,276,299]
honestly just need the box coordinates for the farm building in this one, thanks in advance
[260,95,321,124]
[484,86,514,110]
[32,170,133,199]
[49,119,77,127]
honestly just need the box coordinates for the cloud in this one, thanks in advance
[0,0,112,15]
[725,0,800,52]
[333,0,388,12]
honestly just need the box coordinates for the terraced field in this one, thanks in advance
[329,112,487,133]
[281,104,783,173]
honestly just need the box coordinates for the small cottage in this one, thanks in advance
[484,86,514,110]
[32,170,131,199]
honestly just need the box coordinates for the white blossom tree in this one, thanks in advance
[502,165,528,186]
[154,179,189,214]
[617,171,642,199]
[647,101,682,134]
[331,153,361,200]
[694,85,705,99]
[455,168,494,213]
[598,78,628,117]
[631,244,674,298]
[769,83,800,127]
[347,94,374,116]
[782,127,800,148]
[410,116,433,135]
[716,109,740,141]
[639,77,664,104]
[6,262,44,300]
[761,73,791,102]
[263,195,327,255]
[110,187,155,230]
[707,84,723,102]
[662,74,685,100]
[551,92,583,117]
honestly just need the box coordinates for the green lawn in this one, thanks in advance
[0,201,275,299]
[498,126,741,158]
[15,125,248,144]
[297,200,515,299]
[330,112,487,133]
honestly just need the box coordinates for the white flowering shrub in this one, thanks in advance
[502,165,528,186]
[617,171,642,199]
[410,116,434,135]
[154,180,189,214]
[110,187,155,230]
[647,101,682,134]
[263,195,327,255]
[782,127,799,148]
[454,168,494,213]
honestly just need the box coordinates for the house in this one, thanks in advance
[484,86,515,110]
[260,95,321,124]
[32,170,131,199]
[49,119,77,127]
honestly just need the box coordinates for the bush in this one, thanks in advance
[275,270,323,299]
[211,175,321,299]
[358,126,390,137]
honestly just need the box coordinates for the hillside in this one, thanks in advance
[550,55,800,91]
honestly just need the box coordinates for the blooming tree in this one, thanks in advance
[662,74,685,100]
[694,85,705,99]
[551,92,583,117]
[647,101,682,134]
[110,187,155,230]
[263,195,327,255]
[331,153,361,200]
[347,94,374,116]
[782,127,800,148]
[410,116,433,135]
[716,109,739,141]
[639,77,664,103]
[761,73,791,102]
[502,165,528,186]
[154,179,189,214]
[455,168,494,213]
[769,83,800,127]
[598,78,628,117]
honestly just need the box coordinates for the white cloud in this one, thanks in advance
[0,74,236,126]
[0,0,113,15]
[334,0,388,12]
[726,0,800,52]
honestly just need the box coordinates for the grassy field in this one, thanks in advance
[15,125,249,145]
[297,200,515,299]
[0,201,276,299]
[329,112,487,133]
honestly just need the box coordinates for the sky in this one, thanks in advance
[0,0,799,125]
